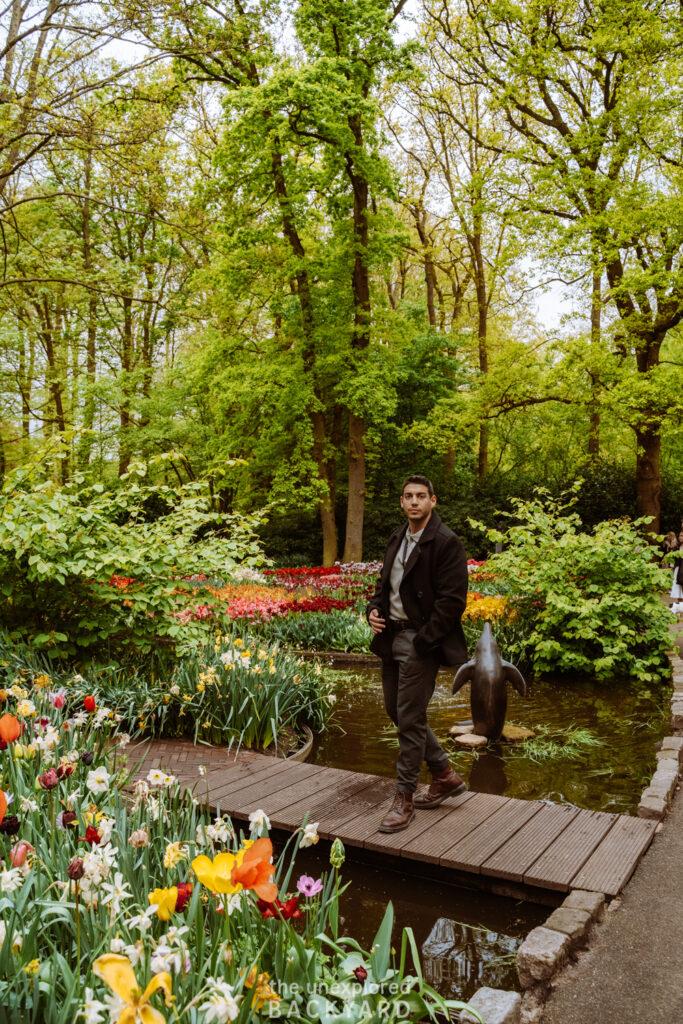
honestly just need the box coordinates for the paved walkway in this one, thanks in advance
[542,775,683,1023]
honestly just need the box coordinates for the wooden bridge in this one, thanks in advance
[127,739,656,902]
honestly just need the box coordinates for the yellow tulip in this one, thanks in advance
[93,954,172,1024]
[148,887,178,921]
[191,841,253,895]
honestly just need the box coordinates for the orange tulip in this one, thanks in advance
[0,714,22,744]
[230,836,277,903]
[0,789,6,826]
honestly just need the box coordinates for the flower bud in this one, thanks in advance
[67,858,85,881]
[37,769,59,790]
[80,751,94,766]
[330,838,345,869]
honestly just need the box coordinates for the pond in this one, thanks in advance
[298,664,669,1001]
[289,841,548,1000]
[312,667,670,815]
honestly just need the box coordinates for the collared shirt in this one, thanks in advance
[388,526,424,621]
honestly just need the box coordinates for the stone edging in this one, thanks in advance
[457,643,682,1024]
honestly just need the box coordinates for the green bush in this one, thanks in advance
[472,493,673,683]
[0,455,266,659]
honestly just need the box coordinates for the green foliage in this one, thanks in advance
[253,609,374,653]
[473,493,674,682]
[0,453,266,658]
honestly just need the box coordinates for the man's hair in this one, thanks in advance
[401,474,434,497]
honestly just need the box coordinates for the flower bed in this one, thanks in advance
[0,687,474,1023]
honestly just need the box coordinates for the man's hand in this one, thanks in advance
[368,609,386,635]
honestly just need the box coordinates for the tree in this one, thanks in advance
[432,0,683,530]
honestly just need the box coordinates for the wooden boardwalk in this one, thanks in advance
[125,740,656,900]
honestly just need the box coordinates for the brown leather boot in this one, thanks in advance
[378,791,415,833]
[414,766,467,809]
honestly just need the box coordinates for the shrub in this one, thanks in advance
[471,493,673,682]
[0,456,266,659]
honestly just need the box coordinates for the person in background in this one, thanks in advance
[661,531,679,566]
[670,531,683,602]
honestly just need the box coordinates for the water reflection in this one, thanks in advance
[422,918,519,998]
[311,667,668,814]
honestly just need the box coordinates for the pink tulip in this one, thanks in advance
[49,690,66,709]
[10,841,34,867]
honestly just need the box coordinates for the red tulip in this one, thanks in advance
[83,696,96,712]
[257,895,303,920]
[37,769,59,790]
[10,840,34,867]
[353,966,368,983]
[175,881,193,912]
[79,825,101,846]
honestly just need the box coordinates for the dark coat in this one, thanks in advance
[366,511,469,666]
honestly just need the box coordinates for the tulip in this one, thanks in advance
[148,886,178,921]
[0,714,22,744]
[83,696,96,713]
[93,955,172,1023]
[175,881,193,912]
[37,769,59,790]
[10,841,34,867]
[67,858,85,881]
[353,966,368,983]
[230,837,277,903]
[0,815,20,835]
[80,751,94,766]
[56,810,78,830]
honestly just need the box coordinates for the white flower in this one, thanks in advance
[93,708,110,727]
[129,828,149,848]
[97,816,116,846]
[219,650,237,667]
[104,992,126,1020]
[163,773,177,788]
[170,684,180,696]
[216,893,242,916]
[15,698,36,716]
[127,908,156,933]
[86,767,111,794]
[124,940,145,967]
[199,980,241,1023]
[109,936,126,953]
[165,924,190,945]
[195,823,208,846]
[0,869,24,893]
[78,987,107,1024]
[20,797,39,813]
[300,822,320,848]
[205,817,233,845]
[100,872,133,914]
[117,733,131,748]
[248,808,271,833]
[151,942,190,975]
[198,765,206,777]
[146,768,166,787]
[72,711,89,727]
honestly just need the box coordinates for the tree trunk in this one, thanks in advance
[473,232,488,478]
[588,267,601,458]
[634,424,661,534]
[343,412,366,562]
[312,408,338,565]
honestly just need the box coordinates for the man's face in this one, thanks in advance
[400,484,436,526]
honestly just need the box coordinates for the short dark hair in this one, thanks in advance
[401,474,434,497]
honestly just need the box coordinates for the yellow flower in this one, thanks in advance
[233,638,243,648]
[182,694,192,702]
[191,840,254,895]
[85,806,104,827]
[93,954,172,1024]
[196,683,205,693]
[0,689,7,703]
[23,959,39,976]
[33,673,52,689]
[244,967,281,1011]
[163,842,186,869]
[202,720,211,729]
[148,887,178,921]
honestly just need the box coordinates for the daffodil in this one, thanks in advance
[92,954,172,1024]
[163,842,186,869]
[148,887,178,921]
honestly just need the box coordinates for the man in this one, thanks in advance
[366,475,469,833]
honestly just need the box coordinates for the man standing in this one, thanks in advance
[366,475,469,833]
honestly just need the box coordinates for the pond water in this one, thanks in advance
[312,667,670,815]
[299,665,669,1000]
[290,843,547,1000]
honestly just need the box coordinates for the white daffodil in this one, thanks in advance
[100,872,133,914]
[86,766,111,794]
[199,980,241,1023]
[300,822,320,848]
[146,768,166,787]
[248,808,271,832]
[78,987,107,1024]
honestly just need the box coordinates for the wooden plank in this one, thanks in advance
[570,815,657,896]
[316,778,398,843]
[440,798,543,872]
[216,762,327,815]
[481,803,580,882]
[524,809,617,892]
[398,793,504,865]
[205,757,298,803]
[363,791,473,854]
[268,769,361,830]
